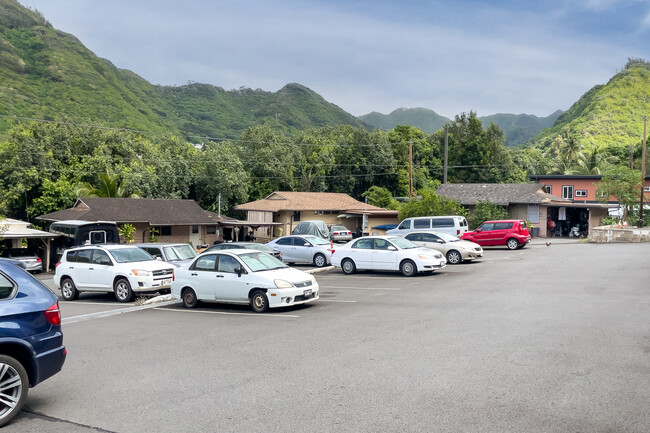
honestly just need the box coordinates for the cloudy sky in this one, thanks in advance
[18,0,650,118]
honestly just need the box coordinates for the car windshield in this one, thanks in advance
[304,236,330,245]
[238,252,287,272]
[436,232,460,242]
[388,237,418,249]
[110,247,154,263]
[243,244,274,252]
[163,245,197,260]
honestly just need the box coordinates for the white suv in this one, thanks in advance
[54,245,175,302]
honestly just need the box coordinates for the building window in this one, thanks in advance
[562,185,574,199]
[644,186,650,193]
[206,225,216,234]
[293,211,301,222]
[545,185,552,194]
[192,225,199,234]
[575,190,587,197]
[153,226,172,236]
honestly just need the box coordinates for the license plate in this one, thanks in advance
[304,289,312,297]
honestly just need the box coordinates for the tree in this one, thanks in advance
[361,186,399,210]
[76,171,141,198]
[398,189,466,220]
[118,224,136,243]
[468,200,509,230]
[596,166,642,221]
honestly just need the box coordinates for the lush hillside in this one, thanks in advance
[0,0,365,140]
[478,110,562,147]
[529,60,650,150]
[359,107,451,133]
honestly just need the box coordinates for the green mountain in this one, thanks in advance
[478,111,563,147]
[359,107,451,132]
[0,0,365,140]
[529,59,650,150]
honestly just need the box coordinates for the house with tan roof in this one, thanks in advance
[235,191,399,240]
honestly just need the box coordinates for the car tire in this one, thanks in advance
[400,259,417,277]
[0,355,28,428]
[341,259,356,275]
[506,238,519,250]
[250,289,269,313]
[60,277,79,301]
[313,253,327,268]
[446,250,462,265]
[114,278,134,303]
[182,288,198,308]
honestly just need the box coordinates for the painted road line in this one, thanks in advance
[62,300,181,324]
[318,286,402,291]
[317,299,358,303]
[153,307,299,318]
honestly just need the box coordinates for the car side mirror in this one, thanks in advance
[100,260,111,266]
[235,267,245,277]
[437,240,444,244]
[475,229,482,233]
[387,246,397,251]
[304,243,311,247]
[155,256,163,261]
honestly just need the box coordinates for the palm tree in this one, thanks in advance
[76,171,141,198]
[574,145,617,175]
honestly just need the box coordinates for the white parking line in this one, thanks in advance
[152,307,299,318]
[319,286,402,291]
[62,300,180,324]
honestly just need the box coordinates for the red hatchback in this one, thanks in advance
[461,220,531,250]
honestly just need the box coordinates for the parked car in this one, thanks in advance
[171,249,319,313]
[331,236,446,276]
[386,215,469,237]
[0,260,66,428]
[0,257,26,269]
[291,220,330,239]
[402,231,483,264]
[3,248,43,273]
[266,235,333,267]
[329,225,353,243]
[205,242,282,260]
[135,243,197,267]
[461,220,531,250]
[54,245,175,302]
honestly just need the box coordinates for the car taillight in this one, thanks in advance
[55,261,61,267]
[457,229,460,235]
[333,232,339,235]
[45,302,61,326]
[331,249,335,254]
[172,269,175,282]
[36,257,42,263]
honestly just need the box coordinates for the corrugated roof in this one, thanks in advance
[235,191,392,214]
[436,183,569,206]
[37,198,231,225]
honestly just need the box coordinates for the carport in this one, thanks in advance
[1,219,59,270]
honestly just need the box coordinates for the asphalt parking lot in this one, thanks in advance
[11,240,650,432]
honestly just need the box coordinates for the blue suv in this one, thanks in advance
[0,260,66,427]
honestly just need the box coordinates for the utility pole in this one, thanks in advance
[444,125,449,184]
[218,193,221,217]
[408,140,414,198]
[629,145,634,169]
[639,117,647,226]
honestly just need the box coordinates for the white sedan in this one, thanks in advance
[402,231,484,264]
[171,249,319,313]
[331,236,446,277]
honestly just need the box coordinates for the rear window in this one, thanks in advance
[432,218,454,228]
[66,250,77,262]
[9,249,35,257]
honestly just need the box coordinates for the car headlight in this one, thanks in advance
[309,275,317,284]
[274,279,294,289]
[132,269,152,276]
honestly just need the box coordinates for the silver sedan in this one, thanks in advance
[402,231,483,264]
[266,235,332,267]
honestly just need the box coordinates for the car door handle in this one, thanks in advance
[191,273,198,276]
[89,267,94,270]
[216,275,224,278]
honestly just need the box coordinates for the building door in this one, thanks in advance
[190,225,201,248]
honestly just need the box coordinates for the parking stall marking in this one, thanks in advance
[153,307,300,318]
[62,300,181,324]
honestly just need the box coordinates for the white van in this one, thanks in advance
[386,215,469,237]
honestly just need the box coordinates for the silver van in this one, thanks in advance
[386,216,469,237]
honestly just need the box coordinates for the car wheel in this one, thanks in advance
[313,253,327,267]
[61,277,79,301]
[446,250,462,265]
[0,355,28,428]
[182,288,198,308]
[400,259,417,277]
[341,258,356,275]
[506,238,519,250]
[250,289,269,313]
[114,278,134,303]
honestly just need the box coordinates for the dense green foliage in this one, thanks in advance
[596,166,642,223]
[467,200,510,230]
[398,189,467,220]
